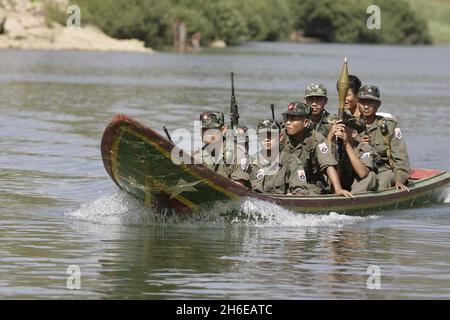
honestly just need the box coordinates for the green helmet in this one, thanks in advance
[257,119,281,133]
[200,111,224,128]
[357,84,381,102]
[282,102,311,118]
[304,83,327,98]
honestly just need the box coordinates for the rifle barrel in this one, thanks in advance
[230,72,238,129]
[231,72,235,97]
[163,126,173,143]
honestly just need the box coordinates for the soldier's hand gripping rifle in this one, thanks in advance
[334,57,350,167]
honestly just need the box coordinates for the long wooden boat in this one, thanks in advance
[101,114,449,215]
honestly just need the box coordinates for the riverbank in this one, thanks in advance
[0,0,152,53]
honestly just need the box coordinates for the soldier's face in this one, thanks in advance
[284,115,309,136]
[305,96,327,116]
[345,89,357,110]
[358,99,381,118]
[202,127,225,144]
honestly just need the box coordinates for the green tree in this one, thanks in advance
[67,0,431,48]
[71,0,172,49]
[240,0,292,41]
[289,0,431,44]
[202,1,249,45]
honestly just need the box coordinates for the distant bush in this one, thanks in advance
[291,0,432,44]
[240,0,293,41]
[201,1,249,46]
[70,0,172,49]
[406,0,450,43]
[42,1,67,27]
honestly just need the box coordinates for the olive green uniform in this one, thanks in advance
[309,110,338,138]
[366,115,411,190]
[193,146,251,183]
[196,111,250,184]
[304,83,337,138]
[340,143,378,194]
[250,151,287,194]
[282,129,337,195]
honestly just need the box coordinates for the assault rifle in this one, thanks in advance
[342,114,366,134]
[230,72,239,129]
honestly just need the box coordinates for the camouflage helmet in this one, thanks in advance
[257,119,281,133]
[357,84,381,102]
[282,102,311,118]
[200,111,225,128]
[304,83,327,98]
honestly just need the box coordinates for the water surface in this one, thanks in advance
[0,42,449,299]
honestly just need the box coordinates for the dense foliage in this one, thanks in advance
[295,0,431,44]
[67,0,432,49]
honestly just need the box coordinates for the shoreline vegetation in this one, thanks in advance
[1,0,449,53]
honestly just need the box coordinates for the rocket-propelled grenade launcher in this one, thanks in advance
[334,57,350,163]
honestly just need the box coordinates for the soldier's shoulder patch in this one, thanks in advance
[297,169,307,182]
[318,142,329,154]
[361,151,371,159]
[256,168,265,181]
[394,128,402,139]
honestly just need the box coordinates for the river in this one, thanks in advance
[0,42,449,299]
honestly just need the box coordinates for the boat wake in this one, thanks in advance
[445,188,450,203]
[65,191,156,225]
[66,191,376,228]
[216,197,376,227]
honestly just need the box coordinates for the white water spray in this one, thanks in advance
[66,192,376,228]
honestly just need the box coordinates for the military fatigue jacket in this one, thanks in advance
[193,146,250,182]
[282,129,337,194]
[340,142,376,190]
[249,151,287,194]
[309,110,338,138]
[366,115,411,184]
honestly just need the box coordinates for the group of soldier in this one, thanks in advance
[193,75,411,197]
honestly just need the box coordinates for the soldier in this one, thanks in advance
[193,111,251,187]
[332,121,378,193]
[338,75,362,118]
[249,119,287,194]
[357,85,411,191]
[282,102,353,197]
[303,83,338,139]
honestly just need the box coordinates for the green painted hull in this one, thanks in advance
[101,114,449,215]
